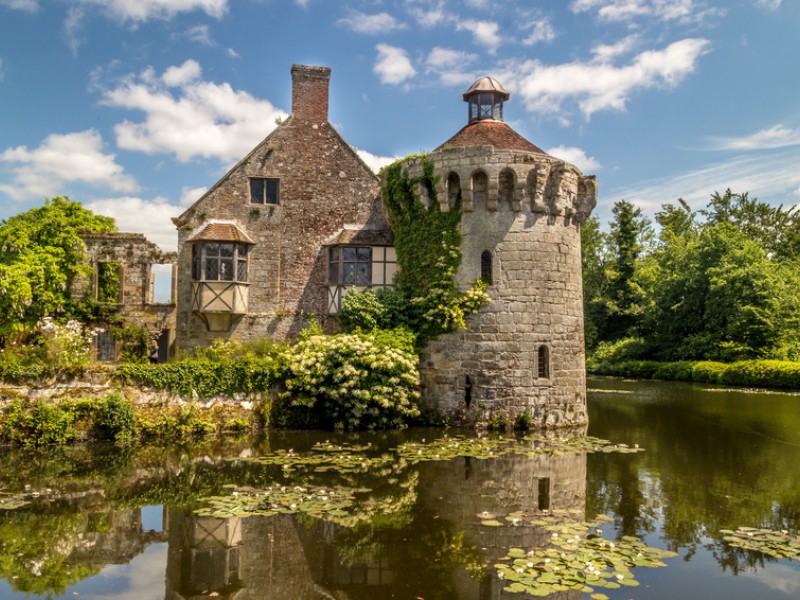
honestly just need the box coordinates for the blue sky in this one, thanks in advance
[1,0,798,249]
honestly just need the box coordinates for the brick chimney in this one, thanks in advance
[291,64,331,122]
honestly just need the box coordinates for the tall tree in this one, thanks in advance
[0,197,116,338]
[602,200,652,341]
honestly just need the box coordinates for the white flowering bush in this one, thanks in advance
[281,331,420,430]
[36,317,98,369]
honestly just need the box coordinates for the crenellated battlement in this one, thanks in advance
[402,147,597,223]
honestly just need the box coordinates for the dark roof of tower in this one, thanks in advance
[434,120,547,154]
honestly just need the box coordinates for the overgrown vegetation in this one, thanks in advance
[584,190,800,363]
[280,325,420,430]
[338,156,489,345]
[0,197,117,341]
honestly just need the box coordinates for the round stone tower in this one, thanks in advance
[400,76,597,428]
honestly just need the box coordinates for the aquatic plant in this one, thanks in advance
[721,527,800,560]
[488,511,677,598]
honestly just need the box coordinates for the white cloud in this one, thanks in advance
[522,18,556,45]
[2,0,39,11]
[87,196,181,250]
[592,34,640,61]
[500,38,710,118]
[97,60,288,163]
[607,147,800,215]
[355,148,399,173]
[546,145,601,172]
[456,19,501,53]
[180,186,208,206]
[81,543,168,600]
[72,0,228,23]
[186,24,214,45]
[0,129,138,201]
[570,0,721,24]
[706,125,800,151]
[755,0,782,10]
[405,0,447,28]
[162,59,202,87]
[425,47,478,86]
[374,44,416,85]
[337,10,406,35]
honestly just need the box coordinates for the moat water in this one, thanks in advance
[1,377,800,599]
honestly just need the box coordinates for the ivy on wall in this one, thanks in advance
[381,155,489,344]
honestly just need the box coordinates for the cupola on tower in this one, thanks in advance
[395,76,598,428]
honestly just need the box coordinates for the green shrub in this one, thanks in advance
[653,361,694,381]
[0,400,77,446]
[113,356,280,397]
[690,361,727,384]
[591,338,651,363]
[280,330,420,430]
[721,360,800,389]
[339,288,387,332]
[94,392,137,442]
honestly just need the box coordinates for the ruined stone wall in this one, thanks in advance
[174,100,383,354]
[77,232,177,355]
[400,149,596,428]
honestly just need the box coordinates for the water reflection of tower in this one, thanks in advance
[418,441,587,599]
[165,509,243,600]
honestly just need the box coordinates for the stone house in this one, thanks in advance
[83,64,596,427]
[171,65,394,354]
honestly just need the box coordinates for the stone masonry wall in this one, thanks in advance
[76,232,177,355]
[400,148,596,428]
[173,66,385,354]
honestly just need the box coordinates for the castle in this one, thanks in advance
[82,64,596,428]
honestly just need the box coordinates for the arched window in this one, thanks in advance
[526,169,537,208]
[537,345,550,379]
[480,250,493,285]
[498,168,515,209]
[472,171,488,210]
[446,172,461,209]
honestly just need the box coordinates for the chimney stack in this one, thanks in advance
[291,64,331,122]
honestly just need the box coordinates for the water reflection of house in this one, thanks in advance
[157,446,586,599]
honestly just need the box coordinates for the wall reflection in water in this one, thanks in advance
[160,443,587,599]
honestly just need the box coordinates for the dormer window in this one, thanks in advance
[250,177,279,205]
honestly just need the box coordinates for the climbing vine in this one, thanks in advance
[381,155,489,344]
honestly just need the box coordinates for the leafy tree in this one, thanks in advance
[0,197,116,338]
[648,222,800,361]
[597,200,652,342]
[581,216,609,350]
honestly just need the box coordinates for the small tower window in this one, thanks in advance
[446,172,461,209]
[537,345,550,379]
[480,251,493,285]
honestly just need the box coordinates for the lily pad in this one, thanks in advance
[721,527,800,560]
[489,512,676,597]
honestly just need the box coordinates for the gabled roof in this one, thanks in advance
[188,221,254,244]
[434,120,547,154]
